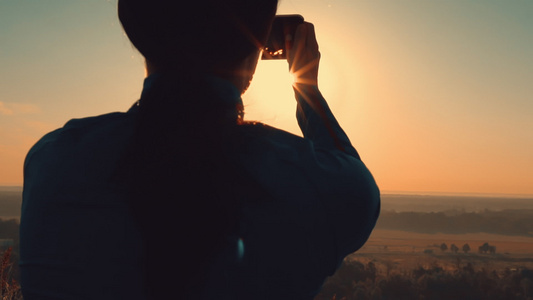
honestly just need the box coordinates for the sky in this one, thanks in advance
[0,0,532,197]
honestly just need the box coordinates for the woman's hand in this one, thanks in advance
[287,22,321,87]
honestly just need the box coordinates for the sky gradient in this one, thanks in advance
[1,0,532,196]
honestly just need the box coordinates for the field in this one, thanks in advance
[362,229,533,256]
[354,229,533,277]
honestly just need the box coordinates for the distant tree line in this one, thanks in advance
[0,189,23,219]
[0,219,19,243]
[376,209,533,237]
[436,242,494,254]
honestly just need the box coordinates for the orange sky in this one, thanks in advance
[0,1,532,196]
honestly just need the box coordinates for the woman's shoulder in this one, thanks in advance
[29,111,135,153]
[23,111,138,186]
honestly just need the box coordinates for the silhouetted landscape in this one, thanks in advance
[316,194,533,299]
[2,189,533,299]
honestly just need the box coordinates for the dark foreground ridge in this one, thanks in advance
[315,258,533,300]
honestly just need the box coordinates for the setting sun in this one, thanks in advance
[243,59,300,135]
[243,47,344,138]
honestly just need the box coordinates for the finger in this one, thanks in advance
[288,24,305,61]
[305,22,319,54]
[288,23,307,71]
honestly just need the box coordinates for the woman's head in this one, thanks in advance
[118,0,278,73]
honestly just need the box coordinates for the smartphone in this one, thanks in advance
[262,14,304,60]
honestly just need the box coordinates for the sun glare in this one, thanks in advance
[242,59,301,135]
[242,48,347,137]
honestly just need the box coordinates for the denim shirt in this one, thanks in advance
[20,75,380,299]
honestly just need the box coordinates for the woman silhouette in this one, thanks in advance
[20,1,380,299]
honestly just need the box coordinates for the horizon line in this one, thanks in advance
[381,190,533,199]
[2,185,532,199]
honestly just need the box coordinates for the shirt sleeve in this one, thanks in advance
[293,84,359,159]
[293,83,381,269]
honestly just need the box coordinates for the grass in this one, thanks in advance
[1,248,22,300]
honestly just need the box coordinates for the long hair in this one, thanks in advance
[117,1,278,298]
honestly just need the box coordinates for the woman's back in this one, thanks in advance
[21,76,379,299]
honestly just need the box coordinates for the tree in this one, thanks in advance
[479,242,490,254]
[462,243,471,253]
[440,243,448,252]
[450,244,459,253]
